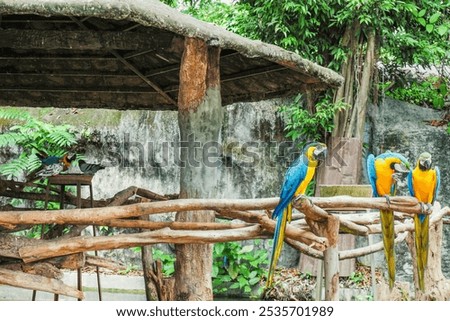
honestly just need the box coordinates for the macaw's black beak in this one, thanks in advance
[313,146,327,162]
[420,159,431,170]
[393,162,409,173]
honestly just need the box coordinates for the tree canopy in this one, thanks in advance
[165,0,450,138]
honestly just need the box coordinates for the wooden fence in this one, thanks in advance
[0,180,449,300]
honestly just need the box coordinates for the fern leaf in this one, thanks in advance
[0,108,31,121]
[0,157,29,180]
[0,132,26,147]
[47,130,77,148]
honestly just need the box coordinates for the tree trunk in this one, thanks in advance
[332,23,376,141]
[332,20,359,138]
[174,37,223,301]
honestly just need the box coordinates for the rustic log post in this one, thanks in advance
[175,37,223,300]
[140,214,157,301]
[323,215,340,301]
[295,197,340,301]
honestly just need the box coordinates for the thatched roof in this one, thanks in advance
[0,0,344,110]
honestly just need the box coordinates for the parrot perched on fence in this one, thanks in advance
[78,160,105,175]
[367,151,410,289]
[407,152,440,291]
[266,142,327,288]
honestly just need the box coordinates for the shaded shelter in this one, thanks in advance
[0,0,343,300]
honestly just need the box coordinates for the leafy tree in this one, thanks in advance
[165,0,449,141]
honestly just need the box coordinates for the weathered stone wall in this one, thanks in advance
[1,97,448,278]
[2,99,300,267]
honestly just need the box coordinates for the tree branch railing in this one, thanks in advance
[1,181,450,300]
[0,193,447,261]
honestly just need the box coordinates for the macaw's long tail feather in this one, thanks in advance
[287,203,293,223]
[414,214,429,292]
[266,206,290,288]
[380,209,396,289]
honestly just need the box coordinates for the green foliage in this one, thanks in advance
[0,108,79,180]
[348,271,365,284]
[118,265,140,275]
[152,248,176,277]
[168,0,450,138]
[212,240,268,297]
[382,77,448,109]
[128,241,269,297]
[279,94,348,142]
[169,1,449,72]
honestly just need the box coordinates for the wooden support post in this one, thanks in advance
[175,37,222,301]
[323,215,340,301]
[140,214,158,301]
[296,197,340,301]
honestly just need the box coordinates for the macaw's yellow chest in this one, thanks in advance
[295,163,316,196]
[412,167,436,203]
[374,158,396,196]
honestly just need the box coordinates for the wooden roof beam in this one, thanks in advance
[0,87,156,94]
[0,29,168,51]
[69,16,177,107]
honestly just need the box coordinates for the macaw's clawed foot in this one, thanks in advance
[296,194,314,207]
[418,202,432,214]
[418,201,426,214]
[425,203,433,214]
[384,195,391,207]
[294,193,307,203]
[392,172,403,182]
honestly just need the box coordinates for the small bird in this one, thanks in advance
[266,142,327,288]
[407,152,440,291]
[78,160,105,175]
[367,151,410,289]
[37,154,61,166]
[30,152,76,180]
[60,153,77,171]
[36,152,76,169]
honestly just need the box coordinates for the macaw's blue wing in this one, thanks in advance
[433,166,440,205]
[366,154,378,197]
[407,170,414,197]
[271,161,307,220]
[266,160,308,288]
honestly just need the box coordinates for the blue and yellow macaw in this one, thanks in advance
[407,152,440,291]
[266,142,327,287]
[367,151,410,289]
